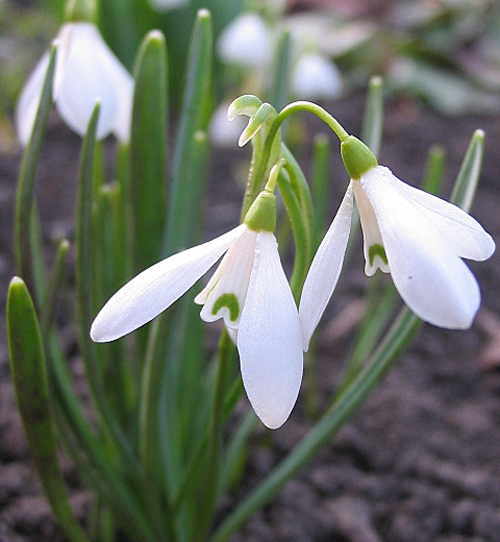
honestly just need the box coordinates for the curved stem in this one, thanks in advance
[255,101,350,192]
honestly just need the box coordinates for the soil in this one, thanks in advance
[1,94,500,542]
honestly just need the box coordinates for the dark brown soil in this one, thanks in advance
[1,95,500,542]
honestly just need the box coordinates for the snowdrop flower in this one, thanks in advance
[291,52,343,101]
[300,136,495,350]
[16,22,133,146]
[209,101,248,147]
[91,188,303,429]
[217,13,274,69]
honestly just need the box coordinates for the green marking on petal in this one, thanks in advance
[368,243,388,267]
[212,293,240,322]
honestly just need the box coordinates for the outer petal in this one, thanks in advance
[362,173,481,329]
[15,52,51,147]
[238,232,303,429]
[55,23,133,141]
[376,166,495,261]
[299,184,353,351]
[91,224,246,342]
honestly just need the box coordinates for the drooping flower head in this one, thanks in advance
[300,135,495,350]
[16,0,133,146]
[91,182,303,429]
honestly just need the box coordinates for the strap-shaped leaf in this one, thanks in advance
[15,44,57,299]
[130,30,168,271]
[7,277,89,542]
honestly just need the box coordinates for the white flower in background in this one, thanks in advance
[300,137,495,350]
[291,52,342,100]
[148,0,189,11]
[209,102,248,147]
[16,22,133,146]
[91,192,303,429]
[217,13,274,69]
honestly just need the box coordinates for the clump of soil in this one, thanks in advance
[1,95,500,541]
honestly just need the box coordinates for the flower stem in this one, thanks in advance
[255,101,350,193]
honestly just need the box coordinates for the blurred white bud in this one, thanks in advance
[291,52,342,101]
[217,13,274,69]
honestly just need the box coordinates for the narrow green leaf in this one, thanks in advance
[361,75,383,156]
[451,129,484,209]
[163,9,212,255]
[15,44,57,297]
[7,277,89,542]
[269,30,292,111]
[421,144,446,195]
[76,102,138,474]
[311,133,331,252]
[40,238,70,336]
[130,30,168,271]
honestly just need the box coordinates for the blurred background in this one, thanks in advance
[3,0,500,152]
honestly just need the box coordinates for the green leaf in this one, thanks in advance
[7,277,89,542]
[361,75,384,157]
[311,133,331,252]
[163,8,213,256]
[268,30,292,111]
[130,30,168,271]
[451,129,484,210]
[76,102,138,474]
[14,44,57,298]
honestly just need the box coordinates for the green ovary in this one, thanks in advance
[369,243,388,267]
[212,293,240,322]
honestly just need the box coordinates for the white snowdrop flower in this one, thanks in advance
[91,190,303,429]
[300,136,495,350]
[217,13,274,69]
[16,22,133,146]
[209,102,248,147]
[148,0,189,11]
[291,52,343,100]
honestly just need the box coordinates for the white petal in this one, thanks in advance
[217,13,274,69]
[238,232,303,429]
[299,184,353,351]
[54,23,133,141]
[197,228,257,329]
[15,52,51,147]
[91,224,246,342]
[291,53,343,100]
[362,172,481,329]
[377,166,495,261]
[352,178,390,276]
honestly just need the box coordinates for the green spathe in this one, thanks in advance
[341,136,378,180]
[244,191,276,232]
[64,0,97,22]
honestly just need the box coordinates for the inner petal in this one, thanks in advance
[196,228,258,328]
[352,180,389,276]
